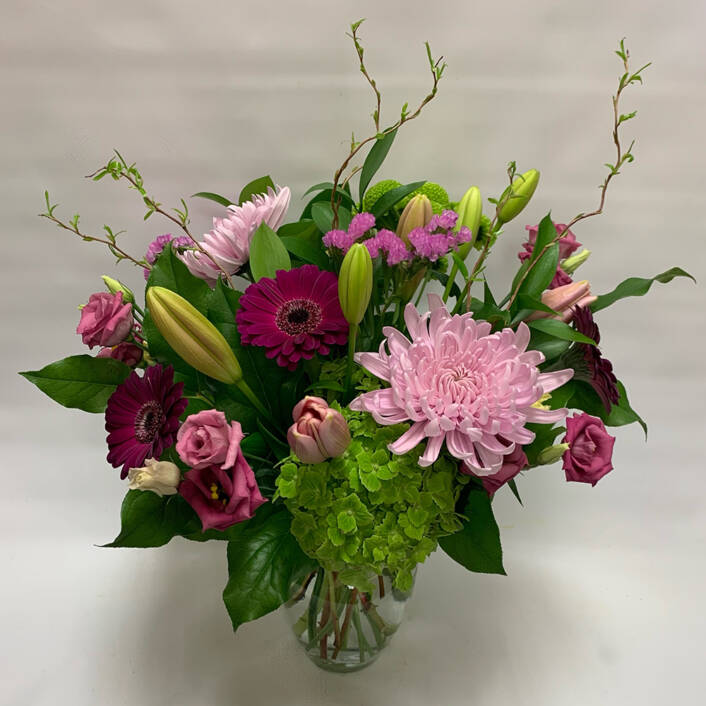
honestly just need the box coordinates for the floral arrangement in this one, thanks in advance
[22,23,693,671]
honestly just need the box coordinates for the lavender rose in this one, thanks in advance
[176,409,242,470]
[179,421,267,531]
[562,413,615,486]
[77,291,133,348]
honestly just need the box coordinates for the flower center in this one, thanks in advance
[134,400,164,444]
[275,298,323,336]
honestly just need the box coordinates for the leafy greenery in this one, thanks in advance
[238,175,275,205]
[359,129,397,201]
[222,505,317,631]
[438,484,505,575]
[20,355,131,413]
[249,222,291,281]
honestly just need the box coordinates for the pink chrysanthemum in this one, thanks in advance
[105,365,187,479]
[181,186,291,284]
[350,294,573,475]
[235,265,348,371]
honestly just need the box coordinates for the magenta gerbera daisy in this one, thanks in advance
[235,265,348,370]
[105,365,187,478]
[350,294,574,476]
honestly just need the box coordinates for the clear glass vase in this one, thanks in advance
[284,567,415,673]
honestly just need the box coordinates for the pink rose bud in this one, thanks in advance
[179,421,267,531]
[527,280,597,323]
[176,409,242,470]
[77,291,134,348]
[97,341,143,367]
[562,413,615,486]
[287,396,351,464]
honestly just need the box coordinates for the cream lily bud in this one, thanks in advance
[561,249,591,275]
[127,458,181,496]
[102,275,135,304]
[146,286,242,384]
[338,243,373,326]
[497,169,540,224]
[455,186,482,259]
[396,194,432,244]
[527,280,597,323]
[287,396,351,464]
[536,443,570,466]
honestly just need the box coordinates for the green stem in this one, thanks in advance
[413,269,431,308]
[351,609,368,662]
[235,379,275,425]
[307,569,325,647]
[343,322,359,402]
[442,262,459,302]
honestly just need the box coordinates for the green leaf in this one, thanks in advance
[280,236,330,269]
[222,506,317,631]
[359,129,397,200]
[592,267,695,312]
[105,491,200,548]
[371,181,426,219]
[249,222,291,281]
[20,355,131,413]
[517,243,559,299]
[147,243,210,313]
[531,213,556,257]
[523,423,566,466]
[311,202,352,234]
[510,294,560,326]
[191,191,232,208]
[301,189,356,219]
[569,379,647,437]
[528,318,596,345]
[507,479,523,506]
[439,486,505,575]
[238,175,275,205]
[529,329,571,362]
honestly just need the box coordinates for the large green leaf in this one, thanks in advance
[439,486,505,575]
[192,191,232,208]
[105,491,200,548]
[249,222,291,281]
[371,181,426,218]
[146,243,210,313]
[592,267,695,312]
[238,175,275,205]
[359,128,397,200]
[222,506,317,631]
[310,202,352,234]
[301,189,356,220]
[20,355,131,413]
[278,221,330,270]
[517,242,559,299]
[528,318,596,345]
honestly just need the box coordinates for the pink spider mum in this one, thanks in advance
[350,294,573,475]
[181,186,290,284]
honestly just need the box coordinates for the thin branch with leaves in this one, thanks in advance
[504,39,649,311]
[330,19,446,227]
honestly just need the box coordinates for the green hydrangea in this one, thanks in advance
[362,179,401,213]
[275,407,468,591]
[398,182,450,214]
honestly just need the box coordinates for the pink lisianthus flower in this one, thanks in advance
[77,291,133,349]
[97,342,143,367]
[472,444,528,495]
[350,294,573,476]
[287,396,351,464]
[181,186,291,284]
[179,421,267,531]
[176,409,242,470]
[519,222,581,289]
[562,413,615,485]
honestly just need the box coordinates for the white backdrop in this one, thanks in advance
[2,1,705,704]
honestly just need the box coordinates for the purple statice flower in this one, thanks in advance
[144,234,193,279]
[365,229,411,265]
[518,222,581,290]
[323,212,376,254]
[406,210,472,262]
[571,305,619,412]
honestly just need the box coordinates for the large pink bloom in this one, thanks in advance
[181,185,290,284]
[350,294,573,475]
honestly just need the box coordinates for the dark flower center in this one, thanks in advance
[134,400,164,444]
[275,298,323,336]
